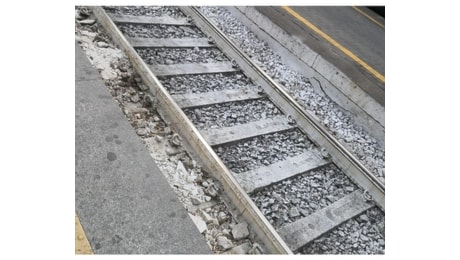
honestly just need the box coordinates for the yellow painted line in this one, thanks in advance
[352,6,385,29]
[282,6,385,83]
[75,213,93,254]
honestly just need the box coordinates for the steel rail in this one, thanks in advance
[92,6,293,254]
[180,6,385,211]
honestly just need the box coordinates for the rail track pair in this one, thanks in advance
[91,6,384,254]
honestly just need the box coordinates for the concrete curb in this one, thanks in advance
[225,6,384,146]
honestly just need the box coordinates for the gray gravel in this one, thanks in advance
[215,129,315,173]
[137,47,229,65]
[183,98,282,129]
[80,6,385,255]
[76,9,265,253]
[250,164,357,229]
[299,207,385,254]
[199,6,385,182]
[159,72,254,94]
[202,202,262,253]
[103,6,186,18]
[118,24,206,39]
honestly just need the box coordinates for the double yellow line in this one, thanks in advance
[281,6,385,83]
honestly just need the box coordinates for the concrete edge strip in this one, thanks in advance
[182,7,384,211]
[93,6,293,254]
[251,5,386,113]
[75,213,93,254]
[229,6,384,145]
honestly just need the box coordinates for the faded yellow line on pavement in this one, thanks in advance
[75,213,93,254]
[282,6,385,83]
[352,6,385,29]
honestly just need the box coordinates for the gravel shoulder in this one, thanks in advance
[76,6,265,254]
[199,6,385,183]
[76,6,385,255]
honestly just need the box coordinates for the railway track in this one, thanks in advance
[91,6,385,254]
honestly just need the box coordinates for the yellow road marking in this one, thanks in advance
[281,6,385,83]
[75,213,93,254]
[352,6,385,29]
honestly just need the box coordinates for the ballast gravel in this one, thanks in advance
[299,207,385,254]
[118,24,206,39]
[76,7,263,254]
[137,47,229,65]
[77,6,385,255]
[103,6,186,18]
[183,98,282,129]
[215,129,315,173]
[199,6,385,182]
[250,164,357,229]
[159,72,254,94]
